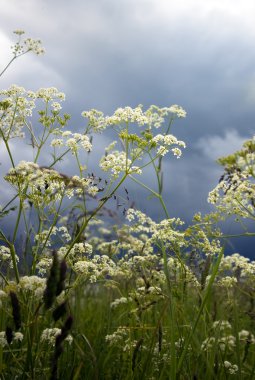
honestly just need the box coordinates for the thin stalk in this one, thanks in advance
[0,56,17,77]
[64,173,128,258]
[12,198,24,243]
[9,242,20,283]
[0,130,16,168]
[31,195,64,274]
[129,175,169,218]
[162,244,176,379]
[0,49,30,78]
[176,248,224,374]
[218,232,255,239]
[1,193,19,212]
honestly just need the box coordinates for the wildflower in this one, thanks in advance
[168,105,187,118]
[157,146,168,156]
[51,102,62,111]
[105,327,128,346]
[13,332,24,342]
[51,138,64,147]
[11,31,45,56]
[171,147,182,158]
[0,85,36,139]
[201,337,216,351]
[238,330,255,344]
[219,335,236,351]
[0,331,24,347]
[36,87,65,102]
[82,104,186,133]
[224,361,238,375]
[0,332,7,347]
[19,276,46,298]
[111,297,131,309]
[100,151,142,177]
[212,320,232,331]
[69,242,93,258]
[13,30,25,35]
[218,276,237,288]
[41,328,72,346]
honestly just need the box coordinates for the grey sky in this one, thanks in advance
[1,0,255,256]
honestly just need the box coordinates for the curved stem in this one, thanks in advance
[64,173,128,258]
[129,175,169,218]
[0,56,16,78]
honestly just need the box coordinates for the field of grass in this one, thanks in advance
[0,30,255,379]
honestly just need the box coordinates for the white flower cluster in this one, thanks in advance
[68,242,93,259]
[201,335,236,352]
[100,150,142,177]
[73,255,116,283]
[37,87,65,102]
[208,142,255,220]
[0,331,23,347]
[19,276,46,298]
[0,245,19,268]
[0,85,65,140]
[152,134,186,158]
[51,131,92,153]
[168,105,187,118]
[5,161,99,205]
[82,104,186,133]
[217,276,237,288]
[201,320,255,358]
[212,320,232,331]
[105,327,128,346]
[37,257,54,276]
[187,227,222,257]
[126,210,186,250]
[151,218,185,247]
[166,257,200,287]
[110,297,131,309]
[208,177,255,219]
[126,208,155,233]
[35,226,71,248]
[12,30,45,56]
[223,361,239,375]
[238,329,255,344]
[40,328,73,346]
[23,38,45,55]
[0,85,36,139]
[219,253,255,282]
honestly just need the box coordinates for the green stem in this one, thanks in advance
[0,49,30,78]
[12,198,23,243]
[31,195,64,274]
[9,242,20,283]
[64,173,128,258]
[0,130,16,168]
[0,56,16,78]
[129,175,169,218]
[176,248,224,374]
[216,232,255,239]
